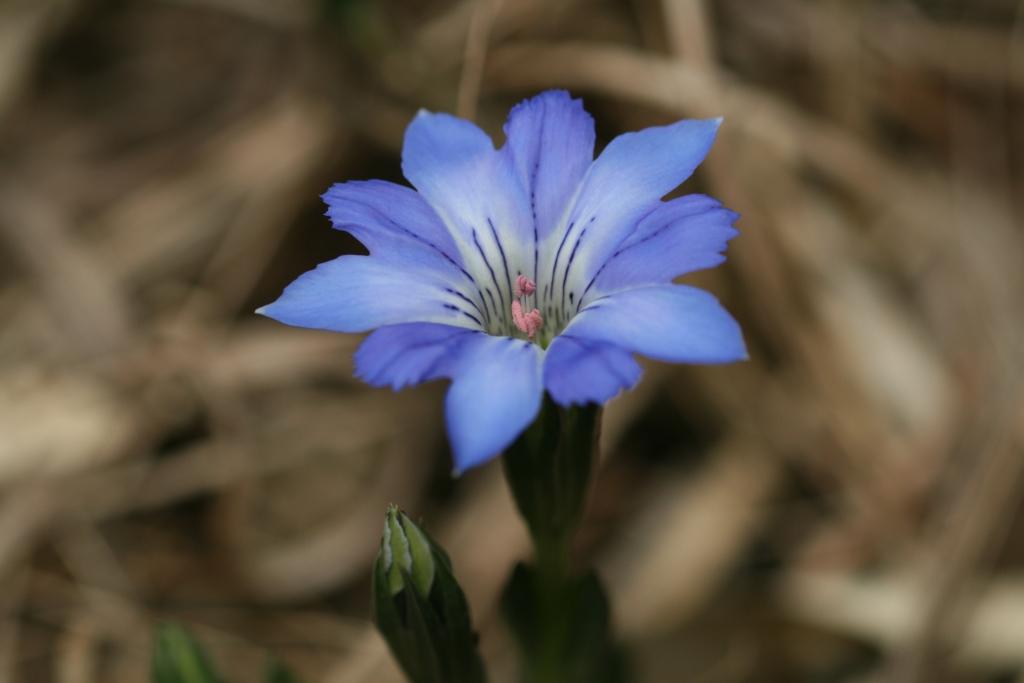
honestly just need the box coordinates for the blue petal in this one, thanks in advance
[257,256,479,333]
[502,91,594,245]
[401,111,534,313]
[355,323,478,390]
[594,194,739,293]
[553,118,722,304]
[444,335,543,473]
[356,324,544,472]
[322,180,465,273]
[543,334,641,407]
[562,284,747,364]
[400,111,496,236]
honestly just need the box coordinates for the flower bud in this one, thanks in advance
[372,506,486,683]
[382,504,435,600]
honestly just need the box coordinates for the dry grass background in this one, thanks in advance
[0,0,1022,681]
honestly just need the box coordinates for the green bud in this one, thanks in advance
[372,506,487,683]
[382,505,435,599]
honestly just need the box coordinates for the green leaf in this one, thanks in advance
[151,623,222,683]
[264,659,302,683]
[499,563,541,659]
[566,572,628,683]
[501,564,628,683]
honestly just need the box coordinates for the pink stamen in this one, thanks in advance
[511,300,526,329]
[514,275,536,298]
[524,309,543,338]
[511,300,544,339]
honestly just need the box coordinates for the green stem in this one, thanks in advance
[530,541,572,683]
[501,397,603,683]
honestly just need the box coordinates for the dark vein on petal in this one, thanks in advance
[442,303,483,328]
[578,271,600,313]
[473,228,507,326]
[337,195,492,325]
[487,218,514,311]
[531,110,545,309]
[560,224,589,315]
[485,287,500,325]
[548,220,575,304]
[445,287,487,324]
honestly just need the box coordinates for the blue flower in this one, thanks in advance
[258,91,746,473]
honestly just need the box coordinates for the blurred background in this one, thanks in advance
[1,0,1022,681]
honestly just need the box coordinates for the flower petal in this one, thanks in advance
[401,111,534,316]
[592,194,739,293]
[562,284,747,364]
[502,90,594,245]
[356,325,543,471]
[549,118,722,307]
[400,111,496,234]
[354,323,478,390]
[322,179,465,273]
[543,334,641,407]
[444,335,543,473]
[257,256,481,333]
